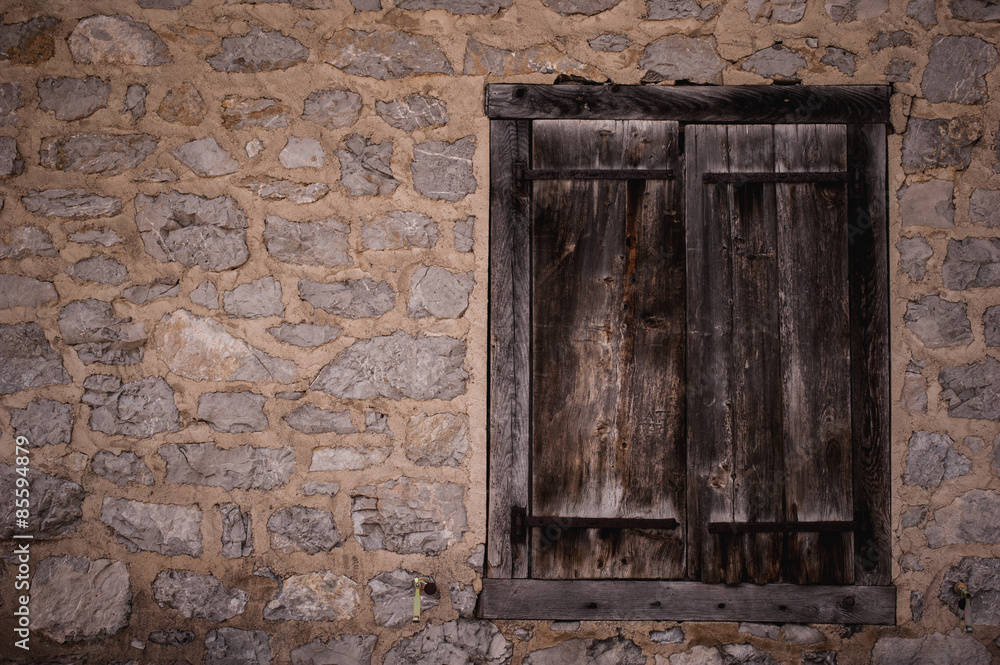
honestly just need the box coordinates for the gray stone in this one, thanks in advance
[910,591,925,623]
[468,545,485,572]
[902,117,981,173]
[0,323,70,394]
[409,265,475,319]
[301,89,362,129]
[336,135,399,196]
[543,0,621,13]
[220,503,253,557]
[40,132,158,175]
[523,637,644,665]
[907,0,936,25]
[943,237,1000,289]
[160,442,295,490]
[939,356,1000,420]
[362,212,438,249]
[299,278,395,318]
[223,277,284,319]
[412,137,476,201]
[951,0,1000,20]
[302,481,340,497]
[802,653,837,665]
[897,236,932,280]
[406,412,469,466]
[280,137,325,169]
[351,0,383,11]
[325,29,453,79]
[92,451,153,487]
[310,446,392,471]
[69,228,123,246]
[0,274,58,309]
[0,16,59,65]
[0,465,83,538]
[396,0,511,11]
[985,306,1000,347]
[926,490,1000,547]
[0,82,21,125]
[122,277,180,304]
[154,570,248,621]
[464,39,602,78]
[205,628,271,665]
[224,0,333,6]
[149,629,195,647]
[821,47,856,76]
[124,83,147,120]
[32,556,130,644]
[965,435,986,453]
[0,226,55,258]
[825,0,886,20]
[83,375,179,437]
[901,505,928,528]
[923,36,997,105]
[940,558,1000,625]
[238,175,330,204]
[351,478,467,554]
[384,620,511,665]
[37,77,110,121]
[264,572,358,621]
[905,431,971,488]
[370,569,442,628]
[650,628,685,644]
[904,296,972,349]
[198,392,268,433]
[171,138,239,177]
[284,404,357,434]
[291,635,376,665]
[366,410,391,434]
[451,583,478,618]
[742,45,807,80]
[514,628,533,641]
[268,506,341,554]
[135,166,176,182]
[100,498,202,556]
[140,0,192,8]
[247,140,264,157]
[268,323,342,347]
[264,216,351,267]
[648,0,718,20]
[136,191,249,271]
[10,399,73,446]
[454,216,474,252]
[639,36,725,84]
[221,95,288,129]
[191,281,219,309]
[0,135,22,176]
[898,180,954,228]
[782,625,825,646]
[747,0,806,22]
[740,623,781,640]
[66,256,127,285]
[885,58,915,83]
[551,621,580,632]
[377,95,448,131]
[871,631,991,665]
[69,15,170,66]
[590,34,629,52]
[59,299,147,365]
[969,188,1000,227]
[312,331,467,400]
[157,83,206,125]
[869,30,911,52]
[721,645,779,665]
[208,27,307,72]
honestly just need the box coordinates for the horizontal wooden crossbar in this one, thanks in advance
[703,171,849,183]
[708,520,856,534]
[527,168,675,180]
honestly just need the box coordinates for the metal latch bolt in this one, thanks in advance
[954,582,973,632]
[412,577,438,623]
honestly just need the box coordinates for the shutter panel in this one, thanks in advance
[530,119,685,579]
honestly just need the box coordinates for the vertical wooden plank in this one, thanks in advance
[685,125,734,584]
[774,124,854,584]
[849,123,890,586]
[488,118,530,579]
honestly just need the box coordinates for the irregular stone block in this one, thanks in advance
[69,15,171,66]
[100,498,202,556]
[742,45,807,80]
[40,132,158,175]
[310,446,392,471]
[0,135,23,175]
[902,361,928,414]
[160,442,294,490]
[897,236,932,280]
[280,137,324,169]
[313,331,467,400]
[247,138,264,158]
[406,412,469,466]
[739,623,781,640]
[69,227,123,246]
[362,211,438,249]
[221,95,289,130]
[943,237,1000,289]
[136,166,176,182]
[123,277,180,304]
[10,399,73,446]
[208,26,307,72]
[377,95,448,131]
[0,16,59,65]
[158,83,207,125]
[326,29,453,79]
[589,34,629,52]
[747,0,806,23]
[336,135,398,196]
[223,277,284,319]
[92,451,152,489]
[264,572,357,621]
[985,306,1000,347]
[939,356,1000,420]
[191,281,220,309]
[366,410,392,434]
[551,620,579,632]
[124,83,147,120]
[524,637,644,665]
[149,629,195,647]
[969,188,1000,227]
[923,35,997,105]
[412,137,476,201]
[639,35,724,84]
[224,0,333,6]
[821,47,856,76]
[0,465,83,538]
[898,180,954,228]
[205,628,271,665]
[0,322,70,394]
[454,216,474,252]
[59,299,147,365]
[903,296,972,349]
[268,506,341,554]
[383,620,512,665]
[542,0,621,13]
[301,88,361,129]
[951,0,1000,20]
[901,505,928,528]
[299,278,395,318]
[905,431,971,488]
[220,503,253,557]
[32,556,130,644]
[23,189,121,219]
[901,117,981,173]
[885,58,915,83]
[907,0,936,24]
[84,375,179,437]
[450,583,477,618]
[136,192,249,271]
[302,481,340,497]
[825,0,886,21]
[37,77,110,121]
[396,0,511,11]
[467,544,485,574]
[650,627,685,644]
[869,30,911,52]
[291,635,377,665]
[463,38,602,79]
[154,570,248,621]
[871,631,991,665]
[140,0,192,8]
[0,82,21,126]
[409,265,474,319]
[647,0,718,19]
[66,256,127,285]
[0,226,54,258]
[926,490,1000,547]
[198,392,268,433]
[172,138,239,177]
[370,568,441,628]
[351,478,467,554]
[0,274,58,309]
[803,652,837,665]
[284,404,357,434]
[940,558,1000,625]
[268,323,342,347]
[238,175,330,203]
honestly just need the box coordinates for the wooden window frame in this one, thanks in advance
[482,84,894,624]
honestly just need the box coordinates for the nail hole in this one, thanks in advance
[717,603,726,609]
[587,602,598,609]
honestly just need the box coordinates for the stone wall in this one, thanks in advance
[0,0,999,662]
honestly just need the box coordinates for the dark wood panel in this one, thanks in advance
[479,579,897,624]
[487,85,891,124]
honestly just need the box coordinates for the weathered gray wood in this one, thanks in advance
[487,85,891,123]
[479,579,896,624]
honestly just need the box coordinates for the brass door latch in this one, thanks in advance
[412,577,438,623]
[954,582,973,632]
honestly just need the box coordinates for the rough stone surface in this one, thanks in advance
[0,274,58,309]
[302,481,340,497]
[939,356,1000,420]
[268,506,341,554]
[238,176,330,204]
[149,629,195,647]
[336,135,399,196]
[264,573,358,621]
[69,15,171,66]
[648,0,718,20]
[969,188,1000,227]
[160,442,295,490]
[124,83,147,120]
[265,216,351,267]
[92,451,154,487]
[284,404,357,434]
[0,16,60,65]
[523,637,644,665]
[158,83,207,125]
[362,212,438,249]
[40,132,158,175]
[136,191,248,270]
[100,498,202,556]
[326,29,453,79]
[366,410,392,434]
[802,653,837,665]
[37,77,110,121]
[222,95,289,130]
[383,620,511,665]
[0,135,23,175]
[897,236,933,280]
[922,36,997,105]
[310,446,392,471]
[589,34,630,52]
[280,137,325,169]
[898,180,954,228]
[300,89,362,129]
[0,226,55,259]
[783,625,826,645]
[220,503,254,557]
[409,265,475,318]
[351,478,467,554]
[902,117,981,173]
[639,36,725,84]
[205,628,271,665]
[907,0,936,25]
[650,628,685,644]
[153,570,248,621]
[299,278,395,318]
[825,0,886,21]
[940,558,1000,625]
[198,392,268,433]
[869,30,911,52]
[191,281,220,309]
[464,39,602,79]
[742,45,807,80]
[268,323,342,347]
[0,465,83,538]
[926,490,1000,547]
[406,412,469,466]
[208,27,307,72]
[83,375,180,437]
[412,137,476,201]
[370,569,442,628]
[904,296,972,349]
[0,82,22,125]
[870,631,991,665]
[396,0,511,11]
[0,322,71,394]
[312,331,467,400]
[747,0,806,22]
[454,216,475,252]
[450,582,478,618]
[10,399,73,446]
[902,361,928,414]
[739,623,781,640]
[543,0,622,14]
[66,256,127,285]
[135,166,176,182]
[69,227,123,246]
[885,58,915,83]
[377,95,449,131]
[122,277,181,304]
[821,47,856,76]
[904,432,971,489]
[171,138,239,177]
[32,556,131,644]
[985,306,1000,347]
[951,0,1000,20]
[59,299,147,365]
[942,237,1000,290]
[291,635,377,665]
